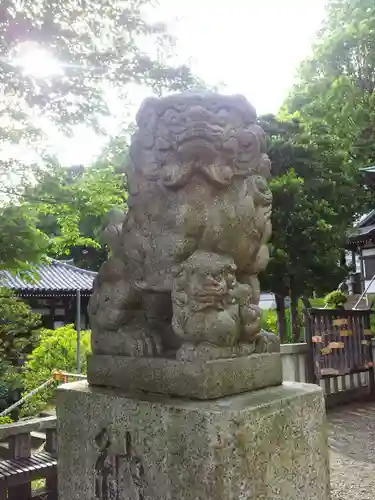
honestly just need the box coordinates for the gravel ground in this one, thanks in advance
[328,401,375,499]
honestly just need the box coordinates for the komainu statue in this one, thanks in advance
[88,91,278,360]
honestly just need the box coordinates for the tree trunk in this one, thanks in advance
[300,296,311,343]
[300,296,311,309]
[340,250,346,268]
[290,292,300,342]
[275,294,286,343]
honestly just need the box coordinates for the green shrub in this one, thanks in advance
[261,297,326,343]
[324,290,347,309]
[20,325,91,417]
[0,363,23,420]
[0,416,13,425]
[261,307,297,343]
[0,287,41,366]
[309,297,325,308]
[0,289,41,418]
[260,308,278,334]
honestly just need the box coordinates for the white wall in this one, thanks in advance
[345,249,375,293]
[259,293,291,310]
[281,343,309,383]
[362,248,375,257]
[364,280,375,294]
[259,293,276,310]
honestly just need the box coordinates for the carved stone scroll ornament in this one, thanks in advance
[88,91,278,360]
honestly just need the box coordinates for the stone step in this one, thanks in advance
[344,294,373,310]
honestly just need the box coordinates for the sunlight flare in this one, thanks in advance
[12,43,63,79]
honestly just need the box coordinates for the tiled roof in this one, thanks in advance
[0,259,97,294]
[350,224,375,238]
[360,166,375,190]
[347,224,375,248]
[360,166,375,173]
[356,210,375,228]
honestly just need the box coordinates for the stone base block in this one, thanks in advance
[87,352,282,399]
[57,381,330,500]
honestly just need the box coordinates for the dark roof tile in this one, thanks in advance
[0,259,97,292]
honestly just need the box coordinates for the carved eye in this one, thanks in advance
[175,103,187,112]
[237,130,254,147]
[164,109,180,124]
[217,108,229,119]
[254,175,269,192]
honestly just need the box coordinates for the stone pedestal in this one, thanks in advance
[57,380,330,500]
[87,352,282,399]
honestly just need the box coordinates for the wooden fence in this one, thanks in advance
[281,342,375,404]
[298,308,375,405]
[0,416,57,500]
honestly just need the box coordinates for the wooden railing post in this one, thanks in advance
[364,311,375,398]
[0,416,57,500]
[305,311,316,384]
[45,428,58,500]
[7,432,32,500]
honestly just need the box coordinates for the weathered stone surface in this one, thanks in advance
[87,352,282,399]
[57,381,330,500]
[88,91,275,363]
[171,250,263,347]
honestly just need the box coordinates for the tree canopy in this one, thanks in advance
[0,0,201,134]
[0,204,49,269]
[258,112,373,338]
[27,160,125,270]
[0,0,203,270]
[0,287,41,415]
[259,116,348,294]
[284,0,375,167]
[273,0,375,306]
[2,0,375,310]
[0,287,41,367]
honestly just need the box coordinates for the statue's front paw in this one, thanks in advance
[118,328,163,357]
[241,318,261,343]
[255,330,280,354]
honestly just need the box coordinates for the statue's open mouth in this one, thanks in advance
[175,123,223,146]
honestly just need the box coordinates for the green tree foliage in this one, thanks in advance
[0,1,202,271]
[24,160,126,269]
[285,0,375,166]
[0,287,41,366]
[0,363,23,417]
[0,359,12,413]
[21,325,91,416]
[260,298,326,344]
[258,115,369,339]
[260,116,353,295]
[0,136,127,270]
[0,205,49,269]
[0,0,201,135]
[276,0,375,337]
[0,416,13,425]
[0,288,41,415]
[261,307,299,344]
